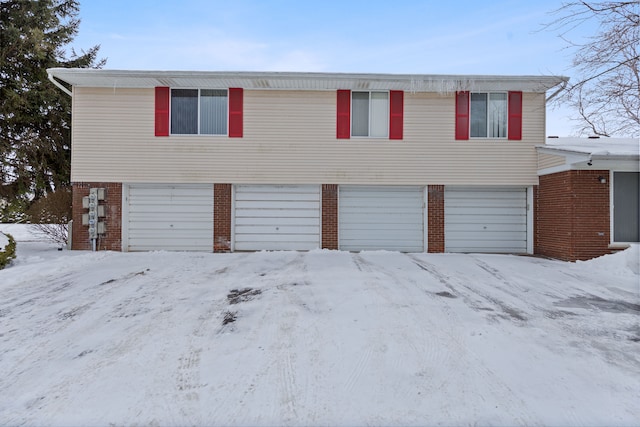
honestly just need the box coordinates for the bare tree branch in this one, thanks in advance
[544,1,640,136]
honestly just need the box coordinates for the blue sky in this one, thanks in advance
[72,0,598,136]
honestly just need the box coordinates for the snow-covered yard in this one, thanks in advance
[1,225,639,426]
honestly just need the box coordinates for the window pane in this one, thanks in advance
[352,92,369,136]
[488,93,507,138]
[200,89,227,135]
[370,92,389,137]
[614,172,640,242]
[470,93,487,137]
[171,89,198,134]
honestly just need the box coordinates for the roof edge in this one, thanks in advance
[46,68,569,93]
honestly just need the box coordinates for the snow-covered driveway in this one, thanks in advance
[1,239,639,426]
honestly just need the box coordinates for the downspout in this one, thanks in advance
[546,77,569,103]
[47,72,72,97]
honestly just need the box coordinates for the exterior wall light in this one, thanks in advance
[598,176,607,184]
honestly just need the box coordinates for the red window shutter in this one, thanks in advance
[155,87,170,137]
[389,90,404,140]
[336,89,351,139]
[228,88,243,138]
[455,91,469,140]
[508,91,523,140]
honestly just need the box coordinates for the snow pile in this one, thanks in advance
[578,244,640,276]
[0,232,8,250]
[0,224,40,242]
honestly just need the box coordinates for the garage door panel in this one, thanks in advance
[446,199,527,209]
[128,221,212,231]
[447,230,526,241]
[340,212,424,223]
[446,215,526,225]
[234,185,320,251]
[235,225,320,235]
[446,207,526,216]
[235,208,320,218]
[127,184,213,252]
[342,198,422,209]
[344,229,424,240]
[446,223,526,232]
[235,233,319,243]
[339,186,424,252]
[235,216,319,226]
[445,186,527,253]
[340,240,423,252]
[235,192,320,202]
[129,230,211,240]
[235,200,320,210]
[339,220,424,231]
[240,241,319,251]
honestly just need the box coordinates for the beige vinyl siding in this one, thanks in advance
[71,88,546,185]
[537,153,566,170]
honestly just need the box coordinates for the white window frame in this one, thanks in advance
[610,170,640,244]
[351,90,389,138]
[469,91,508,139]
[170,88,229,136]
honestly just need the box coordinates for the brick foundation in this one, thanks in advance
[322,184,338,249]
[71,182,122,251]
[213,184,232,252]
[427,185,445,253]
[535,170,611,261]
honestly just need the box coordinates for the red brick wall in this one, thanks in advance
[322,184,338,250]
[535,170,611,261]
[214,184,232,252]
[572,170,611,260]
[427,185,445,253]
[71,182,122,251]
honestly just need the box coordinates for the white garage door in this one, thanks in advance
[339,186,424,252]
[234,185,320,251]
[126,184,213,251]
[445,186,527,253]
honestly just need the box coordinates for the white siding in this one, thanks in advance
[234,185,320,251]
[538,153,565,170]
[125,184,213,251]
[445,187,527,253]
[71,88,546,186]
[339,186,424,252]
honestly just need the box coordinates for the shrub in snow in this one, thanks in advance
[0,232,16,269]
[29,223,68,246]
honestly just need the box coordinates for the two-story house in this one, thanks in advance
[49,68,578,256]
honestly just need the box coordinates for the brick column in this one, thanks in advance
[214,184,232,252]
[572,170,611,260]
[71,182,122,251]
[427,185,445,253]
[535,170,610,261]
[321,184,338,250]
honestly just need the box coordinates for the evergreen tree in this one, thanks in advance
[0,0,105,221]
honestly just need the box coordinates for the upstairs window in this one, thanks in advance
[470,92,507,138]
[352,91,389,137]
[456,91,522,140]
[171,89,228,135]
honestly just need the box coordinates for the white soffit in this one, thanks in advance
[47,68,568,93]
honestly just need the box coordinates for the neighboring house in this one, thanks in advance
[536,137,640,261]
[48,68,575,256]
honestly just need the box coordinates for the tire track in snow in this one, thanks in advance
[342,345,375,392]
[204,253,306,425]
[406,254,544,424]
[351,253,458,399]
[411,255,529,323]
